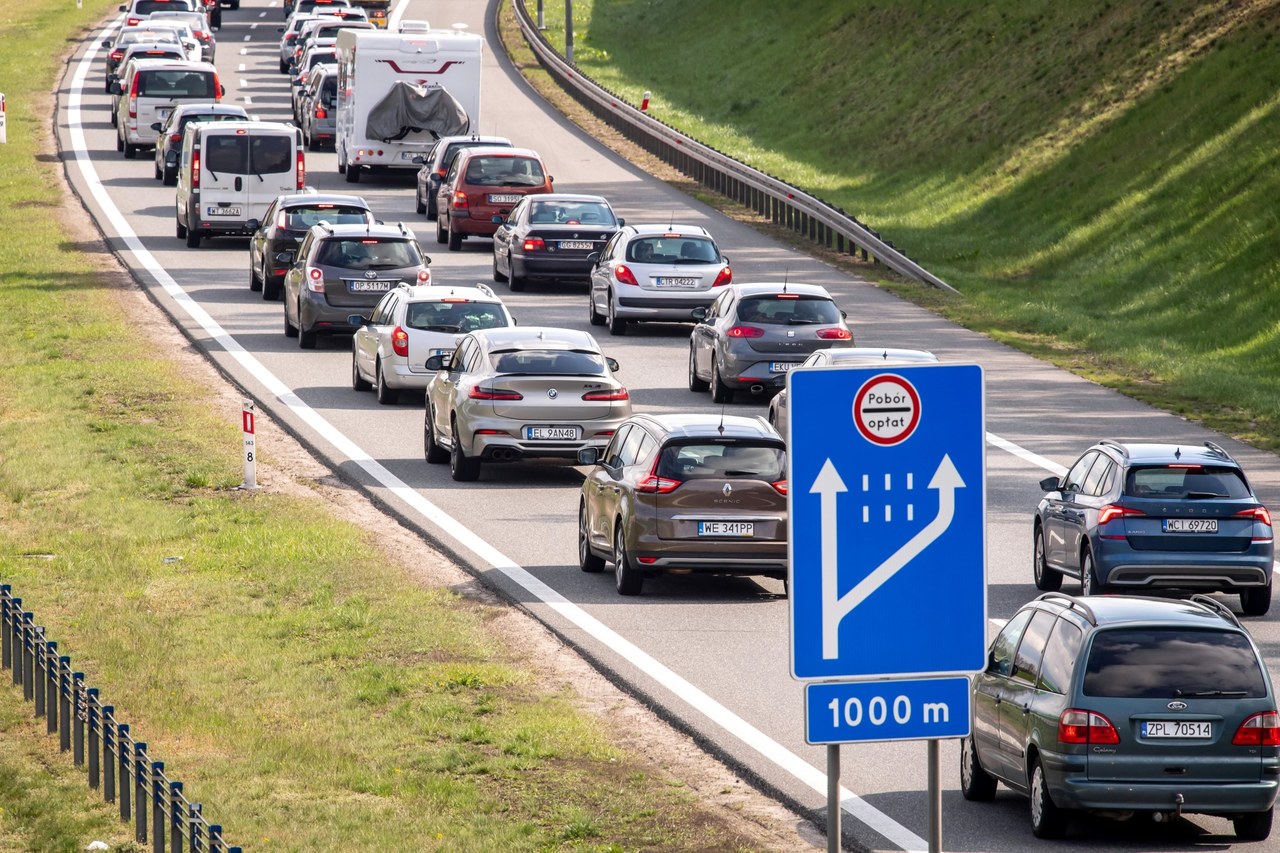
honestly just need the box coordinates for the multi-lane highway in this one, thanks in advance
[56,1,1280,850]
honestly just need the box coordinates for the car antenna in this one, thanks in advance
[782,268,789,295]
[717,403,726,436]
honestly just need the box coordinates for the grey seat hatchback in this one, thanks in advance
[963,593,1278,840]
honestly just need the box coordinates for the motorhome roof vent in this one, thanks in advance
[398,20,430,33]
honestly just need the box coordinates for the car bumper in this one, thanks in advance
[465,424,622,461]
[299,293,365,335]
[447,211,498,238]
[1096,549,1274,589]
[512,254,593,281]
[615,292,717,321]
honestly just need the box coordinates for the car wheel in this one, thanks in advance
[176,218,187,239]
[508,270,526,292]
[1080,547,1103,596]
[1029,759,1068,839]
[345,163,360,183]
[283,301,298,338]
[426,196,437,221]
[1234,808,1273,841]
[279,58,288,73]
[298,321,317,349]
[578,502,605,573]
[447,225,463,252]
[688,345,709,392]
[492,254,508,283]
[115,131,123,151]
[415,190,426,216]
[606,293,626,336]
[249,260,262,292]
[185,228,201,249]
[306,130,319,153]
[351,349,371,392]
[959,735,997,802]
[162,166,177,186]
[375,359,399,405]
[449,420,481,482]
[1242,580,1272,616]
[710,360,734,404]
[123,141,137,159]
[1033,525,1062,592]
[588,290,605,326]
[154,160,162,181]
[423,405,447,464]
[262,263,280,301]
[435,214,448,245]
[614,524,643,595]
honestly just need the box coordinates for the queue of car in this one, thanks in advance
[98,11,1280,841]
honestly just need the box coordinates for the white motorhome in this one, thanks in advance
[334,21,482,182]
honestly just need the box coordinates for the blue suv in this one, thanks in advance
[1033,441,1274,615]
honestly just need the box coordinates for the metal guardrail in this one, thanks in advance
[511,2,957,294]
[0,584,240,853]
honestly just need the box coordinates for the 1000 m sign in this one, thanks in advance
[804,678,972,745]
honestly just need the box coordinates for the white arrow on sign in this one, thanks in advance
[811,455,966,660]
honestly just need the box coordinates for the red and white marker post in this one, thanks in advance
[241,400,258,489]
[640,90,650,112]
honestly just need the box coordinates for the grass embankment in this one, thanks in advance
[0,3,775,851]
[532,0,1280,449]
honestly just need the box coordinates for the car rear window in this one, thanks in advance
[135,0,192,13]
[1083,628,1268,699]
[405,301,507,333]
[464,156,546,186]
[626,236,718,264]
[527,200,615,226]
[657,441,786,481]
[737,295,841,326]
[119,30,180,47]
[441,141,510,169]
[285,204,369,229]
[315,239,421,269]
[138,69,217,98]
[178,113,244,133]
[1124,465,1252,499]
[489,349,605,376]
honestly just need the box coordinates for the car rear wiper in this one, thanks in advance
[1185,491,1228,499]
[722,470,764,477]
[1175,689,1249,697]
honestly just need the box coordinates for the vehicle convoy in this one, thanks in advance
[247,191,375,300]
[334,22,483,183]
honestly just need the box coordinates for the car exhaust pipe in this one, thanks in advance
[750,384,765,394]
[490,448,518,462]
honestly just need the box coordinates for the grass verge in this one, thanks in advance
[0,2,790,851]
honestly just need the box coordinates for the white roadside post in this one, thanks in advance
[0,93,7,145]
[240,400,258,489]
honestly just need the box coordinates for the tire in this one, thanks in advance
[435,215,448,245]
[1234,808,1273,841]
[176,218,187,239]
[375,360,398,405]
[283,301,298,338]
[508,271,526,292]
[423,405,447,464]
[588,290,605,326]
[249,260,262,292]
[262,263,280,301]
[578,502,605,573]
[449,421,481,482]
[345,163,360,183]
[306,130,319,153]
[415,191,425,216]
[1242,580,1273,616]
[298,323,317,349]
[614,524,643,595]
[185,228,201,248]
[426,195,437,221]
[1080,547,1103,596]
[492,255,508,283]
[351,351,371,392]
[710,360,734,404]
[123,142,137,159]
[1033,525,1063,592]
[688,346,709,392]
[447,225,463,251]
[162,166,176,186]
[959,735,997,802]
[154,160,162,181]
[606,294,626,336]
[279,58,289,73]
[1029,759,1068,839]
[115,131,124,151]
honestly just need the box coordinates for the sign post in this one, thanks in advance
[0,93,7,145]
[788,363,986,853]
[240,400,258,490]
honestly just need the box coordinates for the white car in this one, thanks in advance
[351,283,515,404]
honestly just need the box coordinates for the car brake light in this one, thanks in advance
[191,150,200,187]
[306,267,324,292]
[452,191,469,210]
[296,150,305,190]
[613,264,638,286]
[522,237,545,252]
[1236,506,1273,526]
[435,167,447,178]
[1098,504,1145,525]
[417,268,431,284]
[111,49,124,61]
[1233,712,1280,746]
[771,480,788,495]
[1058,709,1120,745]
[776,293,800,299]
[391,326,408,357]
[315,105,327,119]
[581,388,629,402]
[169,132,181,143]
[712,266,732,287]
[636,475,681,494]
[213,74,222,102]
[816,327,852,340]
[275,209,290,229]
[727,325,765,338]
[128,73,140,118]
[469,386,522,401]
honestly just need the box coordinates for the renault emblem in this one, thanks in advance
[722,483,733,497]
[364,270,377,279]
[1167,701,1188,711]
[547,388,558,399]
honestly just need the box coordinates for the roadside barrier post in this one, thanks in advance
[73,673,86,765]
[118,723,131,820]
[58,655,72,746]
[43,640,57,731]
[641,91,650,112]
[134,743,148,842]
[564,0,573,64]
[25,621,38,702]
[168,781,183,852]
[0,585,10,668]
[0,93,6,145]
[33,630,47,716]
[190,802,204,851]
[209,823,223,853]
[240,400,258,489]
[8,601,20,685]
[151,764,165,853]
[88,692,102,787]
[103,707,115,802]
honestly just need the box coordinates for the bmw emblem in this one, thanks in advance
[722,483,733,496]
[1167,701,1188,711]
[365,270,377,279]
[547,388,558,399]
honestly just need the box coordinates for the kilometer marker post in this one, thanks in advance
[240,400,258,490]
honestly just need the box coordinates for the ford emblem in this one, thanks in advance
[547,388,558,399]
[1167,701,1188,711]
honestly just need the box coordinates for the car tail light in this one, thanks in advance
[191,150,200,187]
[169,132,181,143]
[296,150,305,190]
[434,167,447,178]
[213,74,222,102]
[613,264,638,286]
[771,480,788,495]
[816,327,852,340]
[314,104,327,119]
[128,73,140,118]
[1233,712,1280,746]
[712,266,732,287]
[636,475,681,494]
[581,388,629,402]
[727,325,765,338]
[391,326,409,357]
[126,15,141,25]
[522,237,545,252]
[110,49,125,61]
[452,191,469,210]
[1098,504,1145,525]
[306,267,325,292]
[1058,709,1120,745]
[469,386,522,401]
[1235,506,1274,543]
[275,209,290,229]
[417,268,431,284]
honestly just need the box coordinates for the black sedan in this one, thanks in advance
[491,193,622,291]
[247,193,374,301]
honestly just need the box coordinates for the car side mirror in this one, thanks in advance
[841,309,848,320]
[548,175,554,183]
[721,254,729,264]
[616,218,624,226]
[276,25,284,31]
[421,255,431,265]
[577,447,601,466]
[606,357,620,372]
[586,252,600,264]
[490,215,505,225]
[411,155,425,165]
[219,84,227,97]
[346,313,370,326]
[150,122,163,132]
[1039,476,1062,492]
[691,306,708,322]
[246,218,260,231]
[102,38,112,47]
[118,3,126,9]
[424,354,446,371]
[274,251,294,263]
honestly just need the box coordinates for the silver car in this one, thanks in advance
[587,223,732,336]
[298,63,337,150]
[423,327,632,481]
[768,347,937,436]
[351,283,513,404]
[688,282,853,403]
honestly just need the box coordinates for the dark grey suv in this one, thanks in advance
[963,593,1278,840]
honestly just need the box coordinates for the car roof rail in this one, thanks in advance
[1187,594,1243,629]
[1097,439,1128,458]
[473,283,495,298]
[395,221,412,237]
[1035,592,1098,626]
[1203,441,1235,462]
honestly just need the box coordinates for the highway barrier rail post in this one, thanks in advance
[0,583,241,853]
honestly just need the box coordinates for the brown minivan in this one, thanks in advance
[576,413,788,595]
[435,146,554,252]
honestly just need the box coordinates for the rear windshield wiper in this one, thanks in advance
[1176,690,1249,698]
[1185,491,1228,499]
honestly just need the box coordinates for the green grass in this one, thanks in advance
[531,0,1280,449]
[0,2,777,850]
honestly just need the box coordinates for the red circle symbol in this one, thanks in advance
[852,374,921,445]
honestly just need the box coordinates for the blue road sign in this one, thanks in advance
[788,363,986,681]
[805,677,972,745]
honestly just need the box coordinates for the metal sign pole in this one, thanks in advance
[827,744,841,853]
[927,739,941,853]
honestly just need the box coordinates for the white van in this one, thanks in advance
[175,121,305,248]
[114,58,222,159]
